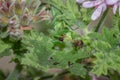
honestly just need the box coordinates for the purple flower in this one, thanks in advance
[82,0,107,20]
[106,0,118,5]
[76,0,119,20]
[113,1,120,15]
[76,0,85,3]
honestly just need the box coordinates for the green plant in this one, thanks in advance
[0,0,120,80]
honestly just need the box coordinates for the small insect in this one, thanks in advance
[72,40,84,48]
[58,34,65,41]
[81,58,95,65]
[54,34,65,42]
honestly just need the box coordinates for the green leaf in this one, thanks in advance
[0,40,11,58]
[91,49,120,76]
[52,44,90,68]
[21,31,54,71]
[88,28,119,53]
[47,0,81,26]
[92,41,111,52]
[91,52,108,76]
[69,63,87,78]
[87,28,120,76]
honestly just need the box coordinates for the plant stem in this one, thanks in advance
[6,64,22,80]
[95,9,109,32]
[40,70,69,80]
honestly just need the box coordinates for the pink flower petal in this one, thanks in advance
[82,0,102,8]
[91,3,106,20]
[113,4,118,14]
[106,0,118,5]
[102,3,107,11]
[76,0,85,3]
[119,3,120,15]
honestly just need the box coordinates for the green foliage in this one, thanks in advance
[21,23,120,78]
[48,0,80,19]
[80,8,93,23]
[92,50,120,76]
[69,63,87,78]
[88,28,120,76]
[22,31,54,71]
[113,14,120,31]
[47,0,87,29]
[0,0,120,80]
[21,31,90,78]
[0,40,11,58]
[52,44,90,68]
